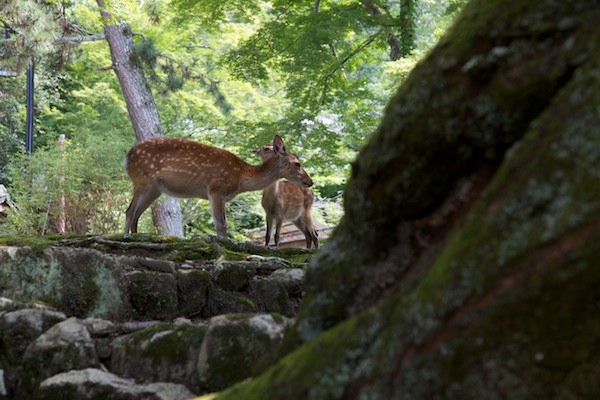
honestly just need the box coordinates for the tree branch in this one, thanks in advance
[52,33,106,44]
[319,29,383,105]
[359,0,404,61]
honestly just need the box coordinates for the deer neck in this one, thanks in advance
[238,158,281,193]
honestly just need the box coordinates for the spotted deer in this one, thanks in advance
[253,143,319,249]
[124,135,312,238]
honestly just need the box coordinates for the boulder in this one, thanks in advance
[110,322,207,392]
[213,262,255,291]
[0,308,66,365]
[250,278,294,317]
[20,317,100,397]
[0,247,131,321]
[204,288,256,317]
[269,268,305,295]
[176,269,211,318]
[38,368,195,400]
[128,271,178,320]
[197,313,291,392]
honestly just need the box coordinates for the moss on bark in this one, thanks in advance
[202,1,600,399]
[287,0,600,349]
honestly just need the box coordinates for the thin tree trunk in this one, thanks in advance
[360,0,405,60]
[96,0,183,237]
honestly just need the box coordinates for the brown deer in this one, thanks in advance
[253,143,319,249]
[124,135,312,238]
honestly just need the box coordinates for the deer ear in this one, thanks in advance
[273,135,286,154]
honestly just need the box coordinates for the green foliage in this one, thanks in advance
[0,79,25,181]
[3,137,131,236]
[0,0,466,239]
[0,0,60,73]
[2,62,134,235]
[170,0,262,31]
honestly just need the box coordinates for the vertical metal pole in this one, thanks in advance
[26,61,34,154]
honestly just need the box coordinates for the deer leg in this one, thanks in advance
[297,215,319,249]
[309,228,319,249]
[293,219,311,249]
[274,217,283,247]
[125,185,161,234]
[265,216,273,246]
[208,193,227,237]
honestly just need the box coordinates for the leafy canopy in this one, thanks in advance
[0,0,465,237]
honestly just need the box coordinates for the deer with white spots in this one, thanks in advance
[124,135,313,238]
[253,143,319,249]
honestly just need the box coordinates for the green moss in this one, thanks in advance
[199,314,290,392]
[177,269,211,317]
[0,249,64,309]
[129,271,178,320]
[386,230,600,399]
[214,263,255,291]
[213,310,380,399]
[0,234,90,248]
[204,288,257,317]
[128,322,207,363]
[112,322,208,391]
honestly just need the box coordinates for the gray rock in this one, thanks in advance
[0,297,57,313]
[21,317,100,396]
[197,313,290,392]
[128,271,178,320]
[270,268,305,294]
[38,368,195,400]
[0,247,131,321]
[213,262,256,291]
[110,322,207,392]
[246,255,291,268]
[84,317,117,336]
[0,308,67,365]
[250,277,294,316]
[176,269,211,317]
[204,288,256,317]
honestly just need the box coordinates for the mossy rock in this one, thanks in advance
[177,270,212,318]
[197,314,290,393]
[128,271,178,320]
[250,278,294,317]
[110,322,208,392]
[20,317,100,399]
[0,308,67,366]
[0,247,130,321]
[213,262,256,291]
[38,368,195,400]
[203,289,256,318]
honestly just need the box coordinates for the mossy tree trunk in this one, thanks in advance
[208,0,600,399]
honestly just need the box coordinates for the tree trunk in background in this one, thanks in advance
[211,0,600,398]
[97,0,183,237]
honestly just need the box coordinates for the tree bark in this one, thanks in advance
[96,0,183,237]
[210,0,600,398]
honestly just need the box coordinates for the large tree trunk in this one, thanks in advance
[211,0,600,398]
[96,0,183,237]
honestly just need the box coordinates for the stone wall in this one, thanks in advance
[0,236,310,399]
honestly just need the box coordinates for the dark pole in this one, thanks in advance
[26,61,34,154]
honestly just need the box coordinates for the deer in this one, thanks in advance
[124,135,313,238]
[253,143,319,249]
